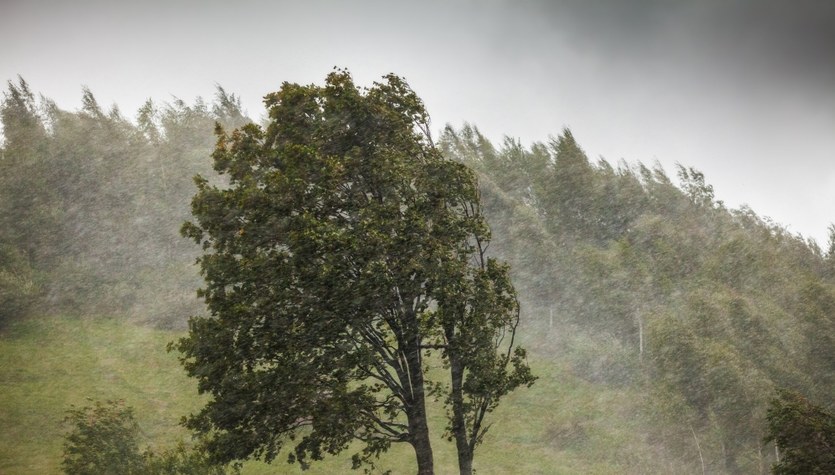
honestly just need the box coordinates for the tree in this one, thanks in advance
[765,389,835,474]
[796,281,835,406]
[543,129,597,240]
[0,77,57,270]
[434,249,535,474]
[677,164,719,209]
[174,70,533,474]
[825,224,835,277]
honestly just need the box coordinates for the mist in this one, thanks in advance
[2,0,833,244]
[1,1,834,473]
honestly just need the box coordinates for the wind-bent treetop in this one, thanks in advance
[175,70,534,474]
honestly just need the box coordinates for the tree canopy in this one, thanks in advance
[174,70,533,474]
[765,389,835,474]
[441,124,835,472]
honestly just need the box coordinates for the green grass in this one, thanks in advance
[0,315,688,474]
[0,315,201,473]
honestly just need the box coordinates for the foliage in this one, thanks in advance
[0,243,37,326]
[62,399,234,475]
[61,399,145,475]
[796,281,835,407]
[0,78,53,325]
[765,389,835,474]
[0,77,57,270]
[175,70,532,473]
[0,78,249,325]
[441,124,835,472]
[144,442,235,475]
[826,224,835,260]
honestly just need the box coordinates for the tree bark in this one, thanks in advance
[409,413,434,475]
[403,329,434,474]
[449,351,474,475]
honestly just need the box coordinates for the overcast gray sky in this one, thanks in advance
[2,0,834,245]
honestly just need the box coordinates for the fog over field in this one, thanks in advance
[2,0,834,244]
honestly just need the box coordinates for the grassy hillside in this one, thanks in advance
[0,315,200,474]
[0,315,696,474]
[3,81,832,474]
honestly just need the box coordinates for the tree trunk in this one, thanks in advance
[449,352,474,475]
[410,421,434,475]
[404,334,434,475]
[637,312,644,364]
[690,426,705,475]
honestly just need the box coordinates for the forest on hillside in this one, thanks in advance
[1,76,834,474]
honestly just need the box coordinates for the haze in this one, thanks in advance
[1,0,833,244]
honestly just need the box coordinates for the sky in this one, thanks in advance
[2,0,834,245]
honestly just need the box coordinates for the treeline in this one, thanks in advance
[440,125,835,473]
[0,78,249,327]
[2,79,833,473]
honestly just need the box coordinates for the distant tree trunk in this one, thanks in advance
[26,247,36,269]
[757,443,764,475]
[722,441,740,474]
[637,312,644,363]
[691,426,706,475]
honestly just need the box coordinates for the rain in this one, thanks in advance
[1,1,833,473]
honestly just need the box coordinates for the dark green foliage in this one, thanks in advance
[61,400,145,475]
[61,399,234,475]
[143,443,235,475]
[765,389,835,474]
[175,70,532,474]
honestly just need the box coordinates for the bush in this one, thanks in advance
[61,399,145,475]
[62,399,235,475]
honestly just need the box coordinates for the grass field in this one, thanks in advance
[0,315,690,474]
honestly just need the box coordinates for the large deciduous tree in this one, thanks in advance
[174,70,533,474]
